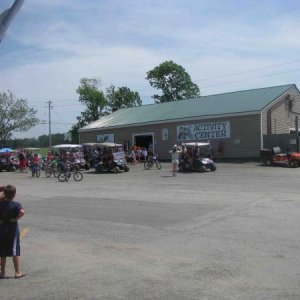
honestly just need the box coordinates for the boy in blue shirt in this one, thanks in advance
[0,185,25,279]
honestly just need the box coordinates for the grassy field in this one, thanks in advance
[40,147,49,157]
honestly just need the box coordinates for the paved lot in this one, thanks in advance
[1,162,300,299]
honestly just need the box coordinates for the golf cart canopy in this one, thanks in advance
[82,142,122,148]
[182,142,210,147]
[22,147,40,151]
[52,144,82,149]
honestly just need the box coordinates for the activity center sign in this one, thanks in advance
[177,121,230,141]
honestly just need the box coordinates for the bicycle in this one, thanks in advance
[58,162,83,182]
[45,160,59,178]
[144,155,161,170]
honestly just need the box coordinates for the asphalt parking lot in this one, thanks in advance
[1,162,300,300]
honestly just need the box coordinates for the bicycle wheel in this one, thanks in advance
[144,161,151,169]
[53,168,59,178]
[58,172,67,182]
[36,169,41,177]
[155,162,162,170]
[45,169,52,178]
[73,171,83,182]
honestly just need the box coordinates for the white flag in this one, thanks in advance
[0,0,25,43]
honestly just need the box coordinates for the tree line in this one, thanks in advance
[0,60,200,146]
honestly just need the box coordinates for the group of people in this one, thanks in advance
[0,185,25,279]
[17,150,42,173]
[83,145,120,169]
[129,145,152,164]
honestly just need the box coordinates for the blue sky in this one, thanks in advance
[1,0,300,139]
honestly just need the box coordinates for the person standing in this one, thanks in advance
[0,185,25,279]
[18,150,27,173]
[217,141,224,161]
[169,145,181,176]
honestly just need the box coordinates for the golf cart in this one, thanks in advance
[52,144,90,170]
[179,142,216,172]
[0,151,18,172]
[84,142,129,173]
[260,146,300,167]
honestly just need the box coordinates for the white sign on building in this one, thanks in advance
[162,128,168,140]
[177,121,230,141]
[96,133,114,143]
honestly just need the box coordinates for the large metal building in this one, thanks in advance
[79,84,300,160]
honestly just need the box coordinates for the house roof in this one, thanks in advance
[79,84,295,131]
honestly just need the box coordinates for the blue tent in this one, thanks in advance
[0,147,13,153]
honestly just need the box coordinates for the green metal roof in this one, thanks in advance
[79,84,295,131]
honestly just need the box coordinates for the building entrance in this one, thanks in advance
[134,134,153,150]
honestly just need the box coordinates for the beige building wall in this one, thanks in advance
[261,86,300,135]
[80,114,261,159]
[79,85,300,160]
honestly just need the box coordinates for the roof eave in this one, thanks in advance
[79,111,261,133]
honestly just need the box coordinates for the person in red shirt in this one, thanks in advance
[31,154,40,175]
[31,154,40,165]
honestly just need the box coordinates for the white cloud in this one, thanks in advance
[2,0,300,138]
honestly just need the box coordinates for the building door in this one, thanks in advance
[134,133,153,151]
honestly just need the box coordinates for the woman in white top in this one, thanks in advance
[169,145,181,176]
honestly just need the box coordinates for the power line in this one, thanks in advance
[199,68,300,90]
[195,59,300,82]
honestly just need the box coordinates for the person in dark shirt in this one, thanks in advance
[0,185,25,279]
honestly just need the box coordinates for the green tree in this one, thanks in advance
[69,116,85,144]
[0,90,39,141]
[76,78,108,124]
[146,60,200,103]
[106,85,142,112]
[71,78,108,140]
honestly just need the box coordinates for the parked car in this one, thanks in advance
[260,147,300,167]
[179,142,216,172]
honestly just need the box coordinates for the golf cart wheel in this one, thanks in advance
[264,159,273,166]
[210,165,217,171]
[155,162,162,170]
[200,166,207,172]
[124,166,130,172]
[113,166,120,173]
[289,160,297,168]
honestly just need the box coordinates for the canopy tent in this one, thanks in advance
[0,147,13,153]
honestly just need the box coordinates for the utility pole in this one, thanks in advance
[296,116,299,152]
[47,101,53,148]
